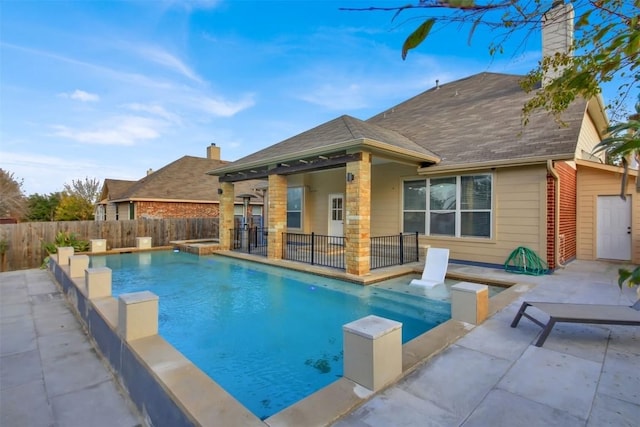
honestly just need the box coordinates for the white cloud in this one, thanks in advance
[51,116,164,146]
[196,94,256,117]
[59,89,100,102]
[163,0,220,11]
[124,103,182,124]
[135,45,203,83]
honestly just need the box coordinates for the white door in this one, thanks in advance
[328,194,344,243]
[597,195,631,260]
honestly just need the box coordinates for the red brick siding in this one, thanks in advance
[556,162,577,263]
[546,174,556,269]
[136,201,220,219]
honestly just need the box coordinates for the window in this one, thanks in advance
[403,174,492,238]
[287,187,303,229]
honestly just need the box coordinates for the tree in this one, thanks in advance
[55,193,94,221]
[0,169,27,219]
[25,193,61,222]
[64,177,101,205]
[343,0,638,121]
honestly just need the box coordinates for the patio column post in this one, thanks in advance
[345,151,371,275]
[267,174,287,260]
[219,181,235,250]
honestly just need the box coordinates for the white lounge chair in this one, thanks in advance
[410,247,450,289]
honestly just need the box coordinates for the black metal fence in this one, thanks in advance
[370,232,420,270]
[282,232,345,270]
[230,227,268,256]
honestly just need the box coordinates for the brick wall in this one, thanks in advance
[136,201,220,219]
[556,161,577,263]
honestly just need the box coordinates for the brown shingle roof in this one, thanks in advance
[109,156,264,203]
[367,72,587,167]
[211,115,439,174]
[99,179,136,203]
[212,72,590,175]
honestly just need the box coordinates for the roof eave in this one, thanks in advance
[209,138,440,176]
[417,153,576,174]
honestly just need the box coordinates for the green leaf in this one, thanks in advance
[402,18,436,60]
[618,268,632,288]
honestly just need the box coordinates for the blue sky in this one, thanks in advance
[0,0,625,196]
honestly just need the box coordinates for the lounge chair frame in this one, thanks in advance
[510,300,640,347]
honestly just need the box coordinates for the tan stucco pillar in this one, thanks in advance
[345,152,371,275]
[267,174,287,260]
[219,182,235,250]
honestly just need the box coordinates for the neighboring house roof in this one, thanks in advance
[98,179,136,203]
[211,72,595,177]
[101,156,265,204]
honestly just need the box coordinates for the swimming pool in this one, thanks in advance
[93,251,453,419]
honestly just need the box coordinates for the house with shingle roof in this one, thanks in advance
[209,2,639,275]
[96,144,266,224]
[210,71,638,275]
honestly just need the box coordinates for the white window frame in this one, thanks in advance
[287,186,304,230]
[402,174,493,238]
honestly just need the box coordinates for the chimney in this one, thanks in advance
[146,168,153,176]
[542,0,574,86]
[207,143,221,160]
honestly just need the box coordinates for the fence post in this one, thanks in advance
[399,233,404,265]
[281,232,285,259]
[415,232,419,262]
[311,232,315,265]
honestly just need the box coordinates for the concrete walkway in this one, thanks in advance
[334,260,640,427]
[0,269,143,427]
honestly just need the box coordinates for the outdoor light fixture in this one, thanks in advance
[346,172,355,183]
[217,188,223,195]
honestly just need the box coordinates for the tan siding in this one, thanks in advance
[421,165,549,266]
[575,113,604,162]
[305,169,346,234]
[576,164,640,263]
[371,163,416,236]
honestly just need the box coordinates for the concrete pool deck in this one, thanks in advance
[1,259,638,426]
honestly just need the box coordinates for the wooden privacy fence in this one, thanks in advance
[0,218,219,271]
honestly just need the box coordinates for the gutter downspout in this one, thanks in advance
[547,160,566,268]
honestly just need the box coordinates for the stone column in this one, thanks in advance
[69,255,90,278]
[135,237,152,249]
[85,267,112,299]
[343,315,402,391]
[267,174,287,260]
[451,282,489,325]
[57,246,74,266]
[218,181,235,250]
[117,291,159,342]
[345,152,371,275]
[90,239,107,253]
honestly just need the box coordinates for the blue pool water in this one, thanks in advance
[93,251,453,419]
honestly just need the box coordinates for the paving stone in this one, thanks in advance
[41,348,113,397]
[587,392,640,427]
[51,380,142,427]
[498,346,600,420]
[0,379,54,427]
[463,388,585,427]
[401,345,512,418]
[0,348,43,389]
[0,317,37,356]
[334,387,460,427]
[597,349,640,405]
